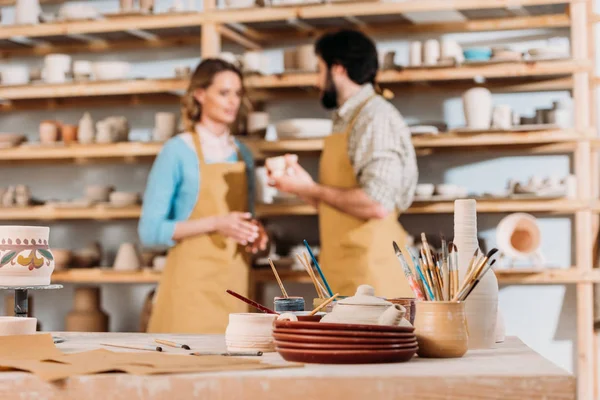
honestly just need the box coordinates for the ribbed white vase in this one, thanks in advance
[454,199,498,349]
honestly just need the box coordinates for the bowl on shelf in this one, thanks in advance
[0,133,26,149]
[109,191,139,208]
[415,184,435,199]
[435,184,468,198]
[92,62,131,81]
[463,47,492,61]
[85,185,114,203]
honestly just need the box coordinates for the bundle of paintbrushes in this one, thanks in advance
[296,239,334,299]
[393,233,498,302]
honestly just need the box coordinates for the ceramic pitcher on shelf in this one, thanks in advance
[453,199,498,349]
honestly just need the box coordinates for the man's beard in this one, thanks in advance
[320,70,338,110]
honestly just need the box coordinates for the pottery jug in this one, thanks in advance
[0,226,54,286]
[78,113,95,144]
[66,287,109,332]
[454,199,498,349]
[414,301,468,358]
[320,285,409,326]
[462,88,492,129]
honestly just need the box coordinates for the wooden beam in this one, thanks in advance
[495,268,600,284]
[217,25,261,50]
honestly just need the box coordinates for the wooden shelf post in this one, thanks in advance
[571,1,595,398]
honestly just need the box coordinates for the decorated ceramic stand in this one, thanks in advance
[0,226,64,343]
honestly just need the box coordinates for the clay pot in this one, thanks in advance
[153,112,177,141]
[65,287,109,332]
[72,242,102,268]
[0,317,37,336]
[113,243,141,271]
[225,313,278,352]
[414,301,468,358]
[0,226,54,286]
[297,44,317,72]
[52,248,72,271]
[61,124,78,144]
[39,121,59,144]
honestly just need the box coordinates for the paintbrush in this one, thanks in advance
[102,343,163,352]
[191,351,263,357]
[268,258,288,298]
[155,339,191,350]
[296,253,324,299]
[310,293,339,315]
[406,248,428,299]
[440,233,448,265]
[421,234,444,300]
[302,252,328,298]
[421,247,442,300]
[412,252,434,301]
[466,249,480,277]
[226,289,278,314]
[460,259,497,301]
[453,248,499,301]
[420,248,438,300]
[449,243,458,299]
[392,242,425,300]
[303,240,334,297]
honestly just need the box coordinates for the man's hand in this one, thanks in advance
[268,154,316,196]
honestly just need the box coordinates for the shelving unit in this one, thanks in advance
[0,0,596,397]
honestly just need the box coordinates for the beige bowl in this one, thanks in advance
[53,249,72,270]
[0,316,37,336]
[85,185,114,203]
[109,191,139,208]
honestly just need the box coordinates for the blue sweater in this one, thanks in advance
[138,134,255,247]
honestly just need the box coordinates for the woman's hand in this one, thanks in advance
[245,220,269,254]
[215,212,259,245]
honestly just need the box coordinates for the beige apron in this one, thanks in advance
[318,94,413,299]
[147,132,249,334]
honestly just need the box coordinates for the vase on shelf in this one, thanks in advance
[453,199,498,350]
[66,287,109,332]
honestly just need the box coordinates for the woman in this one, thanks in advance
[139,59,267,334]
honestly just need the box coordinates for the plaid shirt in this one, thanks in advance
[331,84,418,212]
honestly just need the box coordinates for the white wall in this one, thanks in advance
[0,0,597,381]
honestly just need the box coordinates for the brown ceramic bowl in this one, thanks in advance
[386,297,416,324]
[273,332,416,344]
[274,320,415,333]
[277,347,417,364]
[275,339,418,351]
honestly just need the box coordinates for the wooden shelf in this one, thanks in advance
[52,268,161,284]
[494,268,600,284]
[0,205,141,221]
[49,266,600,285]
[0,78,186,101]
[0,143,162,163]
[407,198,583,214]
[246,60,585,90]
[256,198,584,217]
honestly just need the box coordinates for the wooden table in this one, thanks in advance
[0,333,575,400]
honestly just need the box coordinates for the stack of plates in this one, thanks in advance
[274,320,417,364]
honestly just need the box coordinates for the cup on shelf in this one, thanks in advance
[462,88,492,130]
[423,39,440,66]
[61,124,78,144]
[153,112,178,141]
[73,61,93,82]
[243,51,264,74]
[43,54,72,84]
[15,0,41,25]
[247,112,269,136]
[491,105,512,130]
[297,44,318,72]
[409,41,422,67]
[39,121,60,144]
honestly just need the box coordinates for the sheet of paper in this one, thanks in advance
[0,334,62,359]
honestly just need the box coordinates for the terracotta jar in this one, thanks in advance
[61,124,78,144]
[414,301,468,358]
[65,287,109,332]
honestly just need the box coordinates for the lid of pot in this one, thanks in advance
[337,285,392,306]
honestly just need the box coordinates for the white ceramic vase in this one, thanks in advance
[453,199,498,350]
[462,88,492,130]
[0,226,54,286]
[225,313,278,352]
